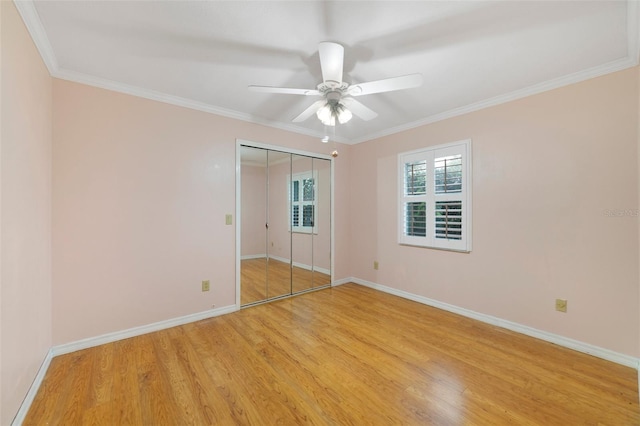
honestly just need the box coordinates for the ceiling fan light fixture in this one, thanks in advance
[316,103,334,126]
[250,42,422,128]
[316,102,352,126]
[337,104,352,124]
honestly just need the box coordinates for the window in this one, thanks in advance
[398,139,471,251]
[289,171,318,233]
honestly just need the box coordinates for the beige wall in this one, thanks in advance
[1,2,53,424]
[349,68,640,357]
[52,79,350,345]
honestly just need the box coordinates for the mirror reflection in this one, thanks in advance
[240,146,332,306]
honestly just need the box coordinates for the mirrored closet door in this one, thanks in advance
[239,145,332,307]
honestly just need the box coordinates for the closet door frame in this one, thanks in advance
[235,139,334,309]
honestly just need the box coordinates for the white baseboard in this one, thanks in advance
[240,254,266,260]
[267,254,289,264]
[350,277,640,370]
[264,255,331,276]
[11,348,54,426]
[12,304,237,423]
[12,279,638,423]
[331,277,351,287]
[52,304,238,357]
[292,261,330,276]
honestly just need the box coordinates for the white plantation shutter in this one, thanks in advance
[398,140,472,252]
[289,171,318,233]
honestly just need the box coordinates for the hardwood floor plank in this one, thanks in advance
[24,284,639,425]
[23,355,72,423]
[241,258,331,306]
[110,339,144,425]
[85,343,114,408]
[57,350,94,424]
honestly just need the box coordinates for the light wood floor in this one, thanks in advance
[241,258,331,305]
[25,284,639,425]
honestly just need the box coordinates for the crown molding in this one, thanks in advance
[13,0,58,74]
[14,0,640,146]
[349,55,638,145]
[12,0,349,144]
[348,0,640,144]
[52,68,350,144]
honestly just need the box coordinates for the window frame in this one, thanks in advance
[397,139,472,252]
[288,170,319,234]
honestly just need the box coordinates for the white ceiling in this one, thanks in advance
[17,1,639,144]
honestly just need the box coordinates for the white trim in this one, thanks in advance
[49,59,640,147]
[12,305,236,423]
[398,139,472,252]
[267,254,330,276]
[236,139,335,301]
[53,69,350,144]
[52,304,237,357]
[14,0,640,146]
[331,277,351,287]
[236,139,333,161]
[330,156,335,285]
[292,261,330,276]
[51,60,633,148]
[13,0,58,74]
[235,142,242,308]
[11,349,54,426]
[350,277,640,369]
[288,170,319,234]
[241,253,266,260]
[349,57,637,145]
[268,254,289,264]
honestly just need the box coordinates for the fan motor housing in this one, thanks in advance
[318,81,349,94]
[326,91,342,105]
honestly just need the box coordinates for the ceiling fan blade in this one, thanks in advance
[318,42,344,84]
[347,73,423,96]
[248,85,320,96]
[341,98,378,121]
[292,100,327,123]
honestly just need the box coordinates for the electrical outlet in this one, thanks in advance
[225,214,233,225]
[555,299,567,313]
[373,261,379,270]
[202,280,210,292]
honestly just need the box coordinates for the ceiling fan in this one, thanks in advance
[248,42,423,127]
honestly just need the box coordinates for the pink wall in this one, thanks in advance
[260,156,331,271]
[52,79,350,345]
[349,68,640,357]
[266,159,291,260]
[241,164,267,257]
[1,2,53,424]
